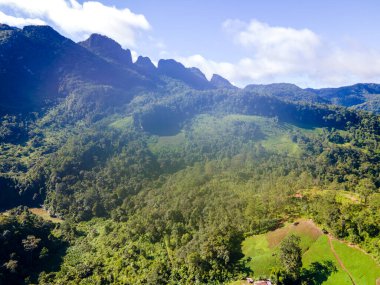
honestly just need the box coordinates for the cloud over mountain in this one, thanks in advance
[0,0,150,47]
[1,1,380,88]
[180,19,380,88]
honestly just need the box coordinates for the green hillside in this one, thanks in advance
[0,25,379,285]
[230,220,380,284]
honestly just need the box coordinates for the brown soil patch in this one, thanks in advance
[267,225,291,248]
[266,219,322,249]
[293,219,323,240]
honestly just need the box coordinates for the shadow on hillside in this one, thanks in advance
[31,238,69,283]
[301,260,337,285]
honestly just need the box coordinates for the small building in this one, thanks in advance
[254,281,272,285]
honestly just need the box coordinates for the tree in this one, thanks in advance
[3,259,18,273]
[279,234,302,282]
[22,235,41,263]
[356,178,377,204]
[22,235,41,252]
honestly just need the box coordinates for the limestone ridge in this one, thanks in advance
[135,56,157,75]
[210,74,236,89]
[79,33,133,67]
[0,25,147,114]
[1,24,380,114]
[157,59,212,90]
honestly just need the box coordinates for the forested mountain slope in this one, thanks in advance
[245,83,380,112]
[0,25,379,284]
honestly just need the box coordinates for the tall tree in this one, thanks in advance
[356,178,377,204]
[22,235,41,264]
[279,234,302,281]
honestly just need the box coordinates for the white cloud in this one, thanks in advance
[0,5,379,88]
[0,11,46,26]
[179,19,380,88]
[178,54,235,80]
[224,19,320,61]
[130,50,139,63]
[0,0,150,48]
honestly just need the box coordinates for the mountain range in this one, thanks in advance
[1,24,380,116]
[0,24,379,285]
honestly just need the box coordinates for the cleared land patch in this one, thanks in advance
[236,220,380,284]
[29,208,64,223]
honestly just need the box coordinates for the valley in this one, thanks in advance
[0,24,379,285]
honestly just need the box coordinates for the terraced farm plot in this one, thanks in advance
[242,220,322,277]
[233,220,380,285]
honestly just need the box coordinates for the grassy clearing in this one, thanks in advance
[303,235,352,284]
[303,188,361,205]
[242,220,322,278]
[109,116,133,129]
[214,114,321,157]
[236,220,380,284]
[335,191,361,204]
[261,134,301,157]
[148,114,322,159]
[148,131,186,153]
[0,211,10,218]
[29,208,63,223]
[1,208,63,224]
[242,234,278,277]
[332,239,380,284]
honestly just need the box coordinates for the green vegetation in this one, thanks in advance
[1,96,380,283]
[243,234,277,277]
[302,236,352,284]
[279,234,302,282]
[0,207,66,284]
[332,239,380,284]
[237,222,380,284]
[0,25,380,285]
[109,116,133,129]
[241,221,322,277]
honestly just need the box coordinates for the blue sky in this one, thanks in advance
[1,0,380,87]
[119,0,380,59]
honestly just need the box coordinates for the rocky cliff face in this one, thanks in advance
[79,33,133,67]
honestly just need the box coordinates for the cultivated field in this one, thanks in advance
[230,219,380,285]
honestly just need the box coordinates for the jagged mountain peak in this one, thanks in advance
[0,25,70,47]
[80,33,121,50]
[79,33,132,66]
[22,25,68,45]
[189,67,208,80]
[157,58,183,69]
[0,24,18,31]
[157,59,211,90]
[1,24,380,113]
[135,56,156,74]
[210,74,235,89]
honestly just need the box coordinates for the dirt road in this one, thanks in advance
[328,235,356,285]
